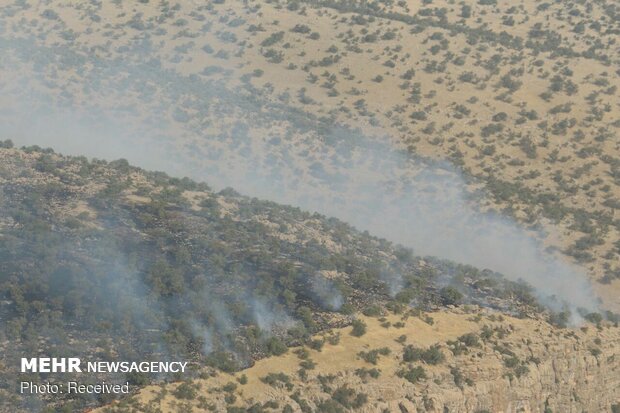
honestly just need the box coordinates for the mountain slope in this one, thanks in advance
[0,145,548,412]
[95,310,620,413]
[0,0,618,309]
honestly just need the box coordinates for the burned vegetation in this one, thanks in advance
[1,145,543,411]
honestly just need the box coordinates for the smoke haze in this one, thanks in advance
[0,30,598,318]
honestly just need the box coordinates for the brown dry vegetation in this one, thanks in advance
[95,308,620,413]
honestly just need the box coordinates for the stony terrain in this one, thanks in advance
[95,309,620,413]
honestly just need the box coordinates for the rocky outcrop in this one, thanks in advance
[409,333,619,412]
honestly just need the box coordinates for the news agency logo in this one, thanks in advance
[21,358,189,373]
[21,358,82,373]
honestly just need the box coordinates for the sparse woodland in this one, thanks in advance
[0,146,554,412]
[0,0,619,411]
[1,0,618,296]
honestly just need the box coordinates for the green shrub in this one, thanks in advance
[266,336,288,356]
[351,319,367,337]
[397,366,427,384]
[439,286,462,305]
[358,347,390,365]
[173,382,197,400]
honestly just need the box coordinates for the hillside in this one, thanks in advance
[1,0,619,411]
[0,0,618,309]
[95,310,620,413]
[0,145,554,412]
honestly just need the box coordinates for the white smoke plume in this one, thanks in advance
[311,273,344,311]
[0,30,599,319]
